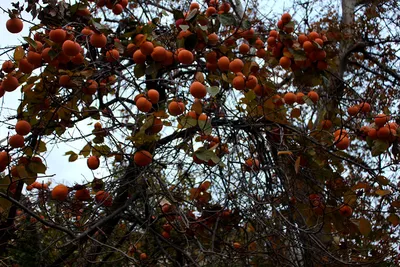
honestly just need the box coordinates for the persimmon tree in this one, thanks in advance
[0,0,399,266]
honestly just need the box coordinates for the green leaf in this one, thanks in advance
[219,13,236,27]
[28,161,46,174]
[198,119,212,135]
[359,217,371,236]
[185,9,198,21]
[69,153,78,162]
[179,116,197,128]
[23,37,37,49]
[134,64,145,78]
[14,46,25,62]
[371,139,389,156]
[172,9,185,20]
[36,140,47,153]
[245,90,256,101]
[90,19,110,31]
[80,143,91,157]
[195,148,216,161]
[206,86,220,97]
[93,145,111,156]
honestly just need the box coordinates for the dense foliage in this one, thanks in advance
[0,0,399,266]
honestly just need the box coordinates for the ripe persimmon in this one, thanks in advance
[15,120,31,136]
[133,49,146,64]
[6,18,23,34]
[296,92,305,104]
[359,102,371,113]
[112,3,123,14]
[239,43,250,54]
[206,7,217,16]
[334,136,350,150]
[377,126,390,139]
[190,2,200,10]
[147,89,160,104]
[106,49,120,62]
[208,33,218,45]
[62,40,80,57]
[303,41,314,53]
[95,191,112,206]
[134,150,153,166]
[168,101,185,116]
[136,97,152,112]
[59,75,71,87]
[2,61,14,73]
[245,158,260,172]
[307,91,319,103]
[87,156,100,170]
[190,81,207,98]
[49,29,66,43]
[2,76,19,92]
[246,75,258,89]
[219,2,230,13]
[178,49,194,64]
[279,56,291,69]
[284,92,296,105]
[71,53,84,64]
[339,204,353,217]
[308,31,320,41]
[298,34,308,44]
[217,56,230,71]
[90,33,107,48]
[150,118,163,134]
[140,41,154,56]
[374,113,389,127]
[151,46,167,62]
[233,75,245,90]
[281,13,292,23]
[84,80,98,95]
[229,58,244,73]
[51,184,69,201]
[27,51,42,66]
[347,105,359,116]
[75,188,91,201]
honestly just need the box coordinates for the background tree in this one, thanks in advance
[0,0,399,266]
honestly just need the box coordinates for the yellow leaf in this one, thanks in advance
[14,46,24,62]
[277,151,293,156]
[359,217,371,236]
[375,189,391,196]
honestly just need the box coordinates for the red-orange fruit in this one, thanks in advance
[49,29,66,43]
[308,31,320,41]
[140,41,154,56]
[62,40,80,57]
[245,158,260,172]
[75,188,91,201]
[190,2,200,10]
[6,18,23,34]
[246,75,258,89]
[307,91,319,103]
[368,128,377,140]
[334,129,348,138]
[133,50,146,64]
[359,102,371,113]
[151,46,167,62]
[9,134,24,148]
[81,27,94,36]
[95,190,113,206]
[51,184,69,201]
[229,58,244,73]
[206,6,217,17]
[339,204,353,217]
[59,75,71,87]
[136,97,152,112]
[279,56,291,69]
[284,92,296,105]
[321,119,332,130]
[281,13,292,23]
[233,75,245,90]
[139,253,148,260]
[377,126,390,139]
[315,50,326,61]
[26,51,42,66]
[334,136,350,150]
[374,113,389,127]
[217,56,230,71]
[298,34,308,44]
[177,49,194,64]
[106,49,120,62]
[239,43,250,54]
[269,30,278,38]
[147,89,160,104]
[84,80,98,95]
[347,105,359,116]
[190,81,207,98]
[90,33,107,48]
[2,60,14,73]
[198,113,208,121]
[87,156,100,170]
[219,2,230,13]
[208,33,218,45]
[169,101,185,116]
[2,76,19,92]
[112,3,123,14]
[303,41,314,53]
[15,120,31,136]
[150,118,163,134]
[296,92,305,104]
[134,150,153,166]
